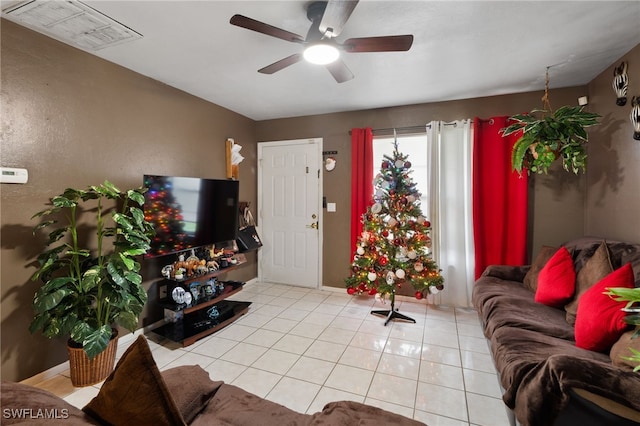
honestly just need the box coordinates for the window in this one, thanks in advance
[372,133,430,218]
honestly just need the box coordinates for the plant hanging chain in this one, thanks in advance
[501,67,601,175]
[541,66,552,113]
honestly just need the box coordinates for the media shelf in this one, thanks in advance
[151,253,251,347]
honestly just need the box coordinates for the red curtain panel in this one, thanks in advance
[472,117,528,278]
[350,128,374,254]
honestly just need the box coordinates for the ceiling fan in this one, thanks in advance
[229,0,413,83]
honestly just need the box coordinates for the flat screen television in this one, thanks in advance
[143,175,239,258]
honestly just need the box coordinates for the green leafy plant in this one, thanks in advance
[606,287,640,371]
[501,105,600,175]
[30,181,154,359]
[501,68,600,175]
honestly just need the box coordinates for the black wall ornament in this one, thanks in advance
[612,61,629,106]
[631,96,640,141]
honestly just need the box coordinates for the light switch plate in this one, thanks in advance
[327,203,336,212]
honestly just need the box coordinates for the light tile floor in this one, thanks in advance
[32,281,512,426]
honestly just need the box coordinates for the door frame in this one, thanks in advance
[257,138,323,288]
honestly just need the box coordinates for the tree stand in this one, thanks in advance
[371,290,416,326]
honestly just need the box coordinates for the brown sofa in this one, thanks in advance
[473,236,640,426]
[1,335,423,425]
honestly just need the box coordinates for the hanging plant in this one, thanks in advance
[501,68,601,175]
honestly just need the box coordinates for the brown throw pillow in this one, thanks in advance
[83,335,186,426]
[161,365,223,424]
[565,241,613,325]
[610,330,640,370]
[523,246,558,292]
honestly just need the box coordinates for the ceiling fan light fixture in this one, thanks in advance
[303,43,339,65]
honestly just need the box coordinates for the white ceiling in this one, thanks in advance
[3,1,640,121]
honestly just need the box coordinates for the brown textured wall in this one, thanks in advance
[0,20,257,382]
[585,44,640,243]
[255,86,589,292]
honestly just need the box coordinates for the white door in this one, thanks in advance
[258,138,322,288]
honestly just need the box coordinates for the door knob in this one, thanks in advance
[306,221,318,229]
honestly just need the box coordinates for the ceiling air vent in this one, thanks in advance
[2,0,142,50]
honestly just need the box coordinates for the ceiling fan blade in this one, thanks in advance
[230,14,305,44]
[319,0,359,38]
[258,53,304,74]
[325,58,354,83]
[342,35,414,53]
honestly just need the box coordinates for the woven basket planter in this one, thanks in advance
[67,329,118,387]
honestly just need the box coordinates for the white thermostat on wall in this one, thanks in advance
[0,167,28,184]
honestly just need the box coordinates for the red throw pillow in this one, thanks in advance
[574,263,634,352]
[534,247,576,307]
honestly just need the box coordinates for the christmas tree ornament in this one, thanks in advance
[371,203,383,214]
[378,256,388,266]
[367,271,377,281]
[407,250,417,259]
[386,271,395,285]
[347,287,356,295]
[368,288,377,296]
[357,246,365,255]
[414,262,424,272]
[395,269,406,279]
[395,160,405,168]
[388,218,398,227]
[405,161,412,168]
[415,291,424,300]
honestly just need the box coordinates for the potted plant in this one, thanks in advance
[606,287,640,371]
[501,69,601,175]
[501,105,601,175]
[30,181,154,386]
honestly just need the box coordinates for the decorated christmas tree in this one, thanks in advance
[345,141,443,324]
[144,176,188,257]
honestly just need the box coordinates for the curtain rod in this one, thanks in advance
[348,121,464,136]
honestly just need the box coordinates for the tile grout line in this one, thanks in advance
[455,307,473,425]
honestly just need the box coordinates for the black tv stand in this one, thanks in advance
[151,253,251,347]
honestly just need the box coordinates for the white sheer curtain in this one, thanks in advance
[426,120,475,307]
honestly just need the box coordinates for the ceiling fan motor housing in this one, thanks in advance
[306,1,329,41]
